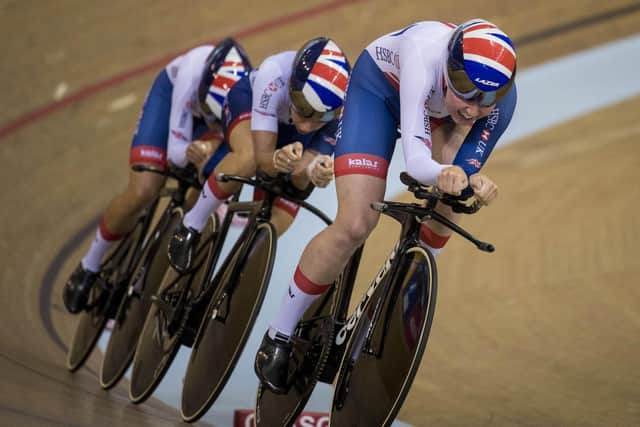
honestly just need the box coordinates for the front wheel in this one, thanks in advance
[128,268,189,404]
[99,207,176,389]
[331,246,437,427]
[181,221,276,422]
[128,211,217,403]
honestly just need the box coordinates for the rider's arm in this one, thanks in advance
[250,56,290,177]
[452,84,518,198]
[166,48,212,167]
[399,36,449,185]
[289,119,336,188]
[252,130,279,176]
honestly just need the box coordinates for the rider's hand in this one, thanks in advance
[437,166,468,196]
[186,139,215,168]
[273,142,303,173]
[469,173,498,206]
[306,155,334,188]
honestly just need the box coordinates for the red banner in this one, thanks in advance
[234,409,330,427]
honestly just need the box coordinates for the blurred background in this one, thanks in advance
[1,1,639,426]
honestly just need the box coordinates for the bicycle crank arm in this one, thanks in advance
[151,295,177,319]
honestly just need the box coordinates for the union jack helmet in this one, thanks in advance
[198,38,252,124]
[289,37,351,122]
[445,19,517,107]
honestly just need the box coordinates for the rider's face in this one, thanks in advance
[290,108,326,134]
[444,86,495,126]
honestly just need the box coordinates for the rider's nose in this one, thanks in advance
[466,104,481,119]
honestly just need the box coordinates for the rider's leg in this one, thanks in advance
[255,174,384,393]
[269,174,385,338]
[170,121,255,272]
[63,168,165,314]
[268,199,298,238]
[420,204,461,257]
[64,69,173,314]
[90,169,165,262]
[183,120,254,231]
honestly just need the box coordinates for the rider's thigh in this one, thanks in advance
[334,174,385,244]
[126,167,166,208]
[228,121,255,163]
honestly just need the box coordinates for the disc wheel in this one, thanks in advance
[331,247,437,427]
[181,222,276,422]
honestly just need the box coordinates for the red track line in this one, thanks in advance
[0,0,361,141]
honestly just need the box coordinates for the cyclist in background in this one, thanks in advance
[255,19,518,393]
[62,38,252,314]
[167,37,351,273]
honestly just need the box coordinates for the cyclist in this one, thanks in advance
[167,37,351,273]
[255,19,518,393]
[62,38,252,314]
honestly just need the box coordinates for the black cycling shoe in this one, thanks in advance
[255,332,293,394]
[167,222,201,273]
[63,264,99,314]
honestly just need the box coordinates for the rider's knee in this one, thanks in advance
[127,175,161,208]
[237,148,256,173]
[335,213,376,247]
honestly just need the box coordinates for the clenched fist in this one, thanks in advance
[437,166,468,196]
[273,141,303,173]
[186,139,215,168]
[469,173,498,206]
[307,155,334,188]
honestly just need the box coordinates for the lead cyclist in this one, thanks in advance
[255,19,518,393]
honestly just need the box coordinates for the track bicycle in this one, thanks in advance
[175,173,332,423]
[97,163,210,389]
[66,163,198,372]
[65,197,156,372]
[255,172,494,427]
[126,167,237,403]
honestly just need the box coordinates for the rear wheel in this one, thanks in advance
[254,316,334,427]
[181,222,276,422]
[66,213,148,372]
[331,246,437,427]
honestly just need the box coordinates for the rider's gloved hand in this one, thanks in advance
[273,142,303,173]
[469,173,498,206]
[187,139,215,169]
[437,166,468,196]
[306,155,334,188]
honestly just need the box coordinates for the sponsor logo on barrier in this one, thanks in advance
[234,409,329,427]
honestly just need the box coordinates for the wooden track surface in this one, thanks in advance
[1,1,639,425]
